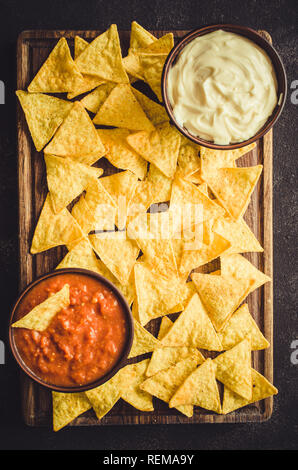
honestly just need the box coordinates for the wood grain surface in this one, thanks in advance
[16,29,273,426]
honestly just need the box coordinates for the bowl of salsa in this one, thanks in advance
[9,268,134,392]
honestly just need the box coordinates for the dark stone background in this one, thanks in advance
[0,0,297,450]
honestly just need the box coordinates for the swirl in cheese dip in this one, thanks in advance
[167,30,278,145]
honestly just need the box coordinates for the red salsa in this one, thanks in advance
[13,273,128,387]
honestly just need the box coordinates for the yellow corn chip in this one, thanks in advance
[119,359,154,411]
[44,102,106,166]
[28,38,85,93]
[80,177,117,232]
[71,194,96,235]
[146,316,205,377]
[129,21,156,49]
[52,391,92,431]
[220,253,271,295]
[167,280,197,314]
[89,232,139,286]
[138,52,168,101]
[140,353,202,417]
[161,293,223,351]
[74,35,89,59]
[146,164,172,201]
[44,154,103,213]
[16,91,73,151]
[191,272,252,331]
[75,24,129,83]
[222,369,278,414]
[179,233,231,277]
[93,84,155,132]
[12,284,70,331]
[98,129,147,180]
[218,303,269,351]
[132,87,169,125]
[85,371,122,420]
[213,216,263,254]
[80,82,116,114]
[184,169,204,185]
[31,194,83,254]
[203,166,263,220]
[126,181,160,223]
[169,358,221,413]
[200,143,256,175]
[133,262,183,325]
[213,336,252,400]
[128,319,162,358]
[178,135,201,177]
[126,123,181,178]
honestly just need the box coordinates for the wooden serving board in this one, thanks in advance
[17,29,273,426]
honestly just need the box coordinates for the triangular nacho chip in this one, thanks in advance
[200,143,256,175]
[213,216,263,254]
[85,371,122,420]
[146,316,205,377]
[133,262,183,326]
[169,358,221,413]
[126,123,181,178]
[140,353,203,417]
[52,391,92,431]
[191,272,252,331]
[218,303,269,351]
[74,35,89,59]
[89,232,139,286]
[146,164,172,202]
[44,154,103,213]
[203,166,263,220]
[128,319,162,358]
[93,84,155,132]
[75,24,129,83]
[161,293,223,351]
[80,82,116,114]
[178,135,201,177]
[213,336,252,400]
[28,38,85,93]
[222,369,278,414]
[44,102,106,165]
[132,87,169,125]
[138,52,168,101]
[129,21,156,49]
[31,194,83,254]
[119,359,154,411]
[16,91,73,151]
[220,253,271,294]
[12,285,70,331]
[97,129,147,180]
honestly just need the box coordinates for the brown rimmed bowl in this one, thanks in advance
[8,268,134,393]
[162,24,287,150]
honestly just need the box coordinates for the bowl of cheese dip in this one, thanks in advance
[162,25,286,149]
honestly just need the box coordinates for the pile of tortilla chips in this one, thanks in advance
[16,22,277,431]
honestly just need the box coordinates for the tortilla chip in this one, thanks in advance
[28,38,85,93]
[203,166,263,220]
[98,129,147,180]
[179,233,231,277]
[213,336,252,400]
[44,154,103,213]
[132,88,169,125]
[191,272,252,332]
[80,177,117,232]
[200,143,256,175]
[12,284,70,331]
[184,169,204,185]
[126,181,160,223]
[133,262,183,325]
[167,280,197,314]
[93,84,154,132]
[218,303,269,351]
[129,21,156,49]
[128,319,162,358]
[119,359,154,411]
[44,102,106,166]
[220,253,271,295]
[213,216,263,254]
[126,123,181,178]
[85,371,122,420]
[222,369,278,414]
[146,316,205,377]
[52,391,92,431]
[140,353,202,417]
[169,359,221,413]
[123,53,145,81]
[161,294,222,351]
[138,52,168,101]
[146,164,172,202]
[16,91,73,151]
[178,136,201,177]
[80,82,116,114]
[31,194,83,254]
[74,35,89,59]
[89,232,139,286]
[75,24,129,83]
